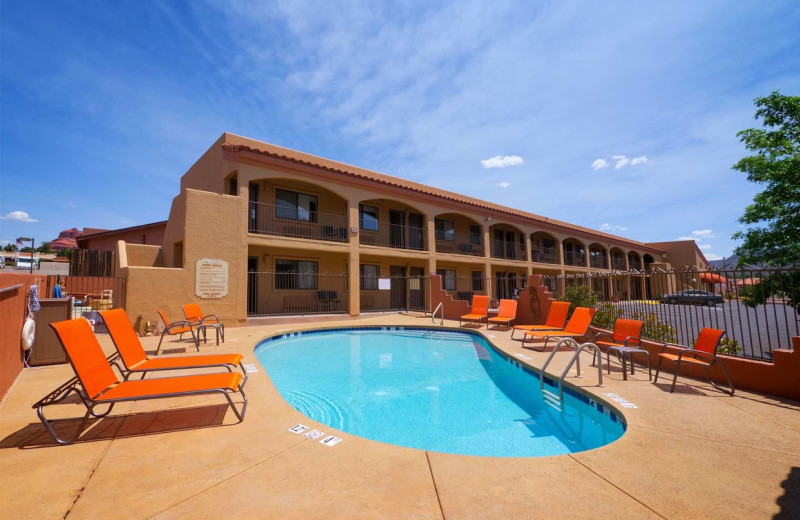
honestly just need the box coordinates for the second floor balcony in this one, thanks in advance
[248,202,349,243]
[491,239,527,261]
[359,223,426,251]
[563,251,586,267]
[531,246,558,264]
[590,254,608,269]
[435,231,484,256]
[611,257,627,270]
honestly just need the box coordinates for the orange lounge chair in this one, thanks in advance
[487,299,518,328]
[510,301,570,340]
[157,308,198,354]
[460,294,490,328]
[592,318,648,380]
[521,307,597,351]
[101,309,247,385]
[653,328,734,395]
[34,318,246,445]
[183,303,225,346]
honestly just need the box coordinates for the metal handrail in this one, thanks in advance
[431,302,444,326]
[558,342,604,400]
[539,337,581,391]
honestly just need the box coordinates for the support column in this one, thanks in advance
[348,201,361,316]
[484,261,493,301]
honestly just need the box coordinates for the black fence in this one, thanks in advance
[544,267,799,361]
[246,272,429,316]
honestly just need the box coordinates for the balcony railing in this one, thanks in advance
[611,258,627,270]
[435,232,484,256]
[491,240,527,261]
[359,224,426,251]
[563,251,586,267]
[590,255,608,269]
[248,202,349,243]
[531,247,558,264]
[247,271,349,316]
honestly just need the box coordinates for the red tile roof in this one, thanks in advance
[220,133,663,252]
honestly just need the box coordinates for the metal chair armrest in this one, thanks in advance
[676,349,715,362]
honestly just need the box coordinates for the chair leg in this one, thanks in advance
[653,356,663,384]
[621,355,628,381]
[670,360,682,392]
[703,362,735,396]
[156,330,168,355]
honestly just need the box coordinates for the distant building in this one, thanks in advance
[76,221,167,251]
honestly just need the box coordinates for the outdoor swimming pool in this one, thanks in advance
[255,327,625,457]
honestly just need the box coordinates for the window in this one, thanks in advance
[436,269,456,291]
[227,175,237,196]
[275,259,318,290]
[435,218,455,241]
[276,189,318,222]
[519,234,525,251]
[359,204,379,231]
[360,264,379,290]
[471,271,484,291]
[469,224,482,245]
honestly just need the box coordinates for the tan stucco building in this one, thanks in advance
[117,133,708,326]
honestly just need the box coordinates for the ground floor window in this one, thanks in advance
[436,268,456,290]
[275,259,318,290]
[360,264,379,290]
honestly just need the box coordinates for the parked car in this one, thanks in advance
[660,290,723,306]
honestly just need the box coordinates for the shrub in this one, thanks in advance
[631,311,677,343]
[592,302,624,330]
[558,284,598,318]
[717,338,742,355]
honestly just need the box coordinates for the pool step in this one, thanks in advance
[541,388,562,412]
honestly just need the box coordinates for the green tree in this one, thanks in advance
[3,243,19,252]
[732,91,800,267]
[37,241,52,253]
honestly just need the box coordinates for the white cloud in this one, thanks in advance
[676,236,694,241]
[631,155,648,165]
[498,181,511,188]
[698,243,712,250]
[704,253,723,261]
[480,155,524,169]
[591,158,609,170]
[0,211,37,222]
[611,154,630,169]
[600,222,628,232]
[691,229,715,238]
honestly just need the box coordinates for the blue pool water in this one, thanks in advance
[255,328,625,457]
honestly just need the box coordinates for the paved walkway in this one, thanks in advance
[1,313,798,519]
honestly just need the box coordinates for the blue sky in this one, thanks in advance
[1,1,798,260]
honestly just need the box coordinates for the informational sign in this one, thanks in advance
[378,278,391,290]
[195,259,228,298]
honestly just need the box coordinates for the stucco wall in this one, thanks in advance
[125,244,164,267]
[122,189,246,327]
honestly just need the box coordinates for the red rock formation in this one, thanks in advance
[50,228,83,250]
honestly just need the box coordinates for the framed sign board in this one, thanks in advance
[196,259,228,298]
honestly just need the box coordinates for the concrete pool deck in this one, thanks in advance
[1,313,798,519]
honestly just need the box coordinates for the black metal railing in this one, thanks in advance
[611,257,627,270]
[247,271,349,316]
[589,254,608,269]
[359,224,426,250]
[435,232,484,256]
[563,251,586,267]
[248,202,349,243]
[359,274,428,312]
[543,267,800,361]
[531,246,559,264]
[491,240,527,261]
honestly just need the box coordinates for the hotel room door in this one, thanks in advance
[390,266,406,309]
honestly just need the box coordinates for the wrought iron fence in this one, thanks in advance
[247,271,349,316]
[246,271,429,315]
[359,274,428,312]
[543,267,800,361]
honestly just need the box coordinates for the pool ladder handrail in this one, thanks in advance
[539,337,604,401]
[431,302,444,326]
